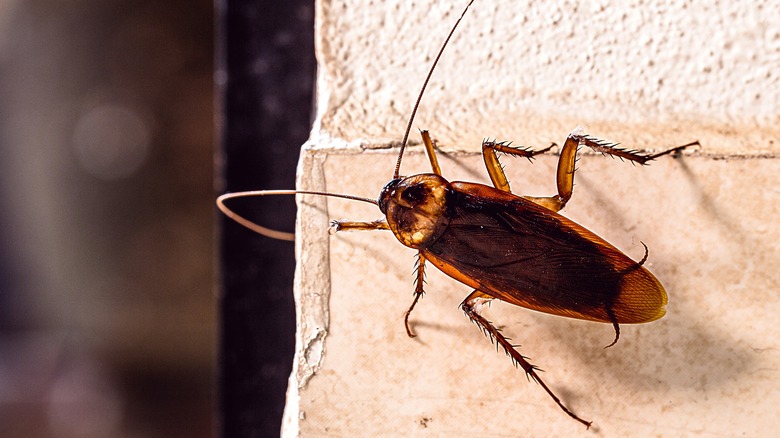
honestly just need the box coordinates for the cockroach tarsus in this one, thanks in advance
[217,0,699,430]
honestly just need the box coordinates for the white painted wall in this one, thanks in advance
[284,1,780,436]
[314,0,778,154]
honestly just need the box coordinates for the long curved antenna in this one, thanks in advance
[217,190,378,241]
[394,0,476,179]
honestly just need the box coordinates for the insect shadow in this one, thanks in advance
[565,160,754,392]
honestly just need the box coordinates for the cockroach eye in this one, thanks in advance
[378,178,402,214]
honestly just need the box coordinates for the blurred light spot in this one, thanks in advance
[73,105,150,180]
[214,68,227,86]
[47,356,123,437]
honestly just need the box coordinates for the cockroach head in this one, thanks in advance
[378,174,450,249]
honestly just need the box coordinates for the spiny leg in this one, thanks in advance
[482,139,554,193]
[583,137,700,165]
[642,141,700,161]
[482,139,568,212]
[404,252,427,337]
[330,219,390,233]
[532,132,698,212]
[460,290,592,429]
[329,220,425,337]
[523,129,620,213]
[483,129,699,213]
[420,130,442,176]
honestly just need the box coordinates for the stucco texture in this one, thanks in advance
[284,1,780,436]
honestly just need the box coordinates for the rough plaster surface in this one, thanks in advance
[286,150,780,436]
[282,0,779,436]
[314,0,778,155]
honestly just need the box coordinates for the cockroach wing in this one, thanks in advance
[421,182,667,324]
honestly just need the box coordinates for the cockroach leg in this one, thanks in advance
[482,139,554,193]
[404,252,427,337]
[513,131,581,213]
[641,140,701,162]
[482,136,574,212]
[579,136,701,165]
[526,130,606,213]
[461,289,592,429]
[328,217,425,338]
[484,131,699,215]
[419,130,442,176]
[330,219,390,233]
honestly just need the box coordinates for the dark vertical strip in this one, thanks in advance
[217,0,315,436]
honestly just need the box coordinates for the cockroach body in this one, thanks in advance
[331,129,693,428]
[218,0,698,428]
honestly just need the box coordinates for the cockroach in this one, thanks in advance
[218,0,698,428]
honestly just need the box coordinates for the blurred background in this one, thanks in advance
[0,0,312,436]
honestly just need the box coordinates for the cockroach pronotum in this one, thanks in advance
[218,0,698,428]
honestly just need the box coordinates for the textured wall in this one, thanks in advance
[285,0,780,436]
[314,0,778,154]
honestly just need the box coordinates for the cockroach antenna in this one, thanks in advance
[216,190,377,241]
[394,0,476,179]
[218,0,476,240]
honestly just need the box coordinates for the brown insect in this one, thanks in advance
[218,0,698,428]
